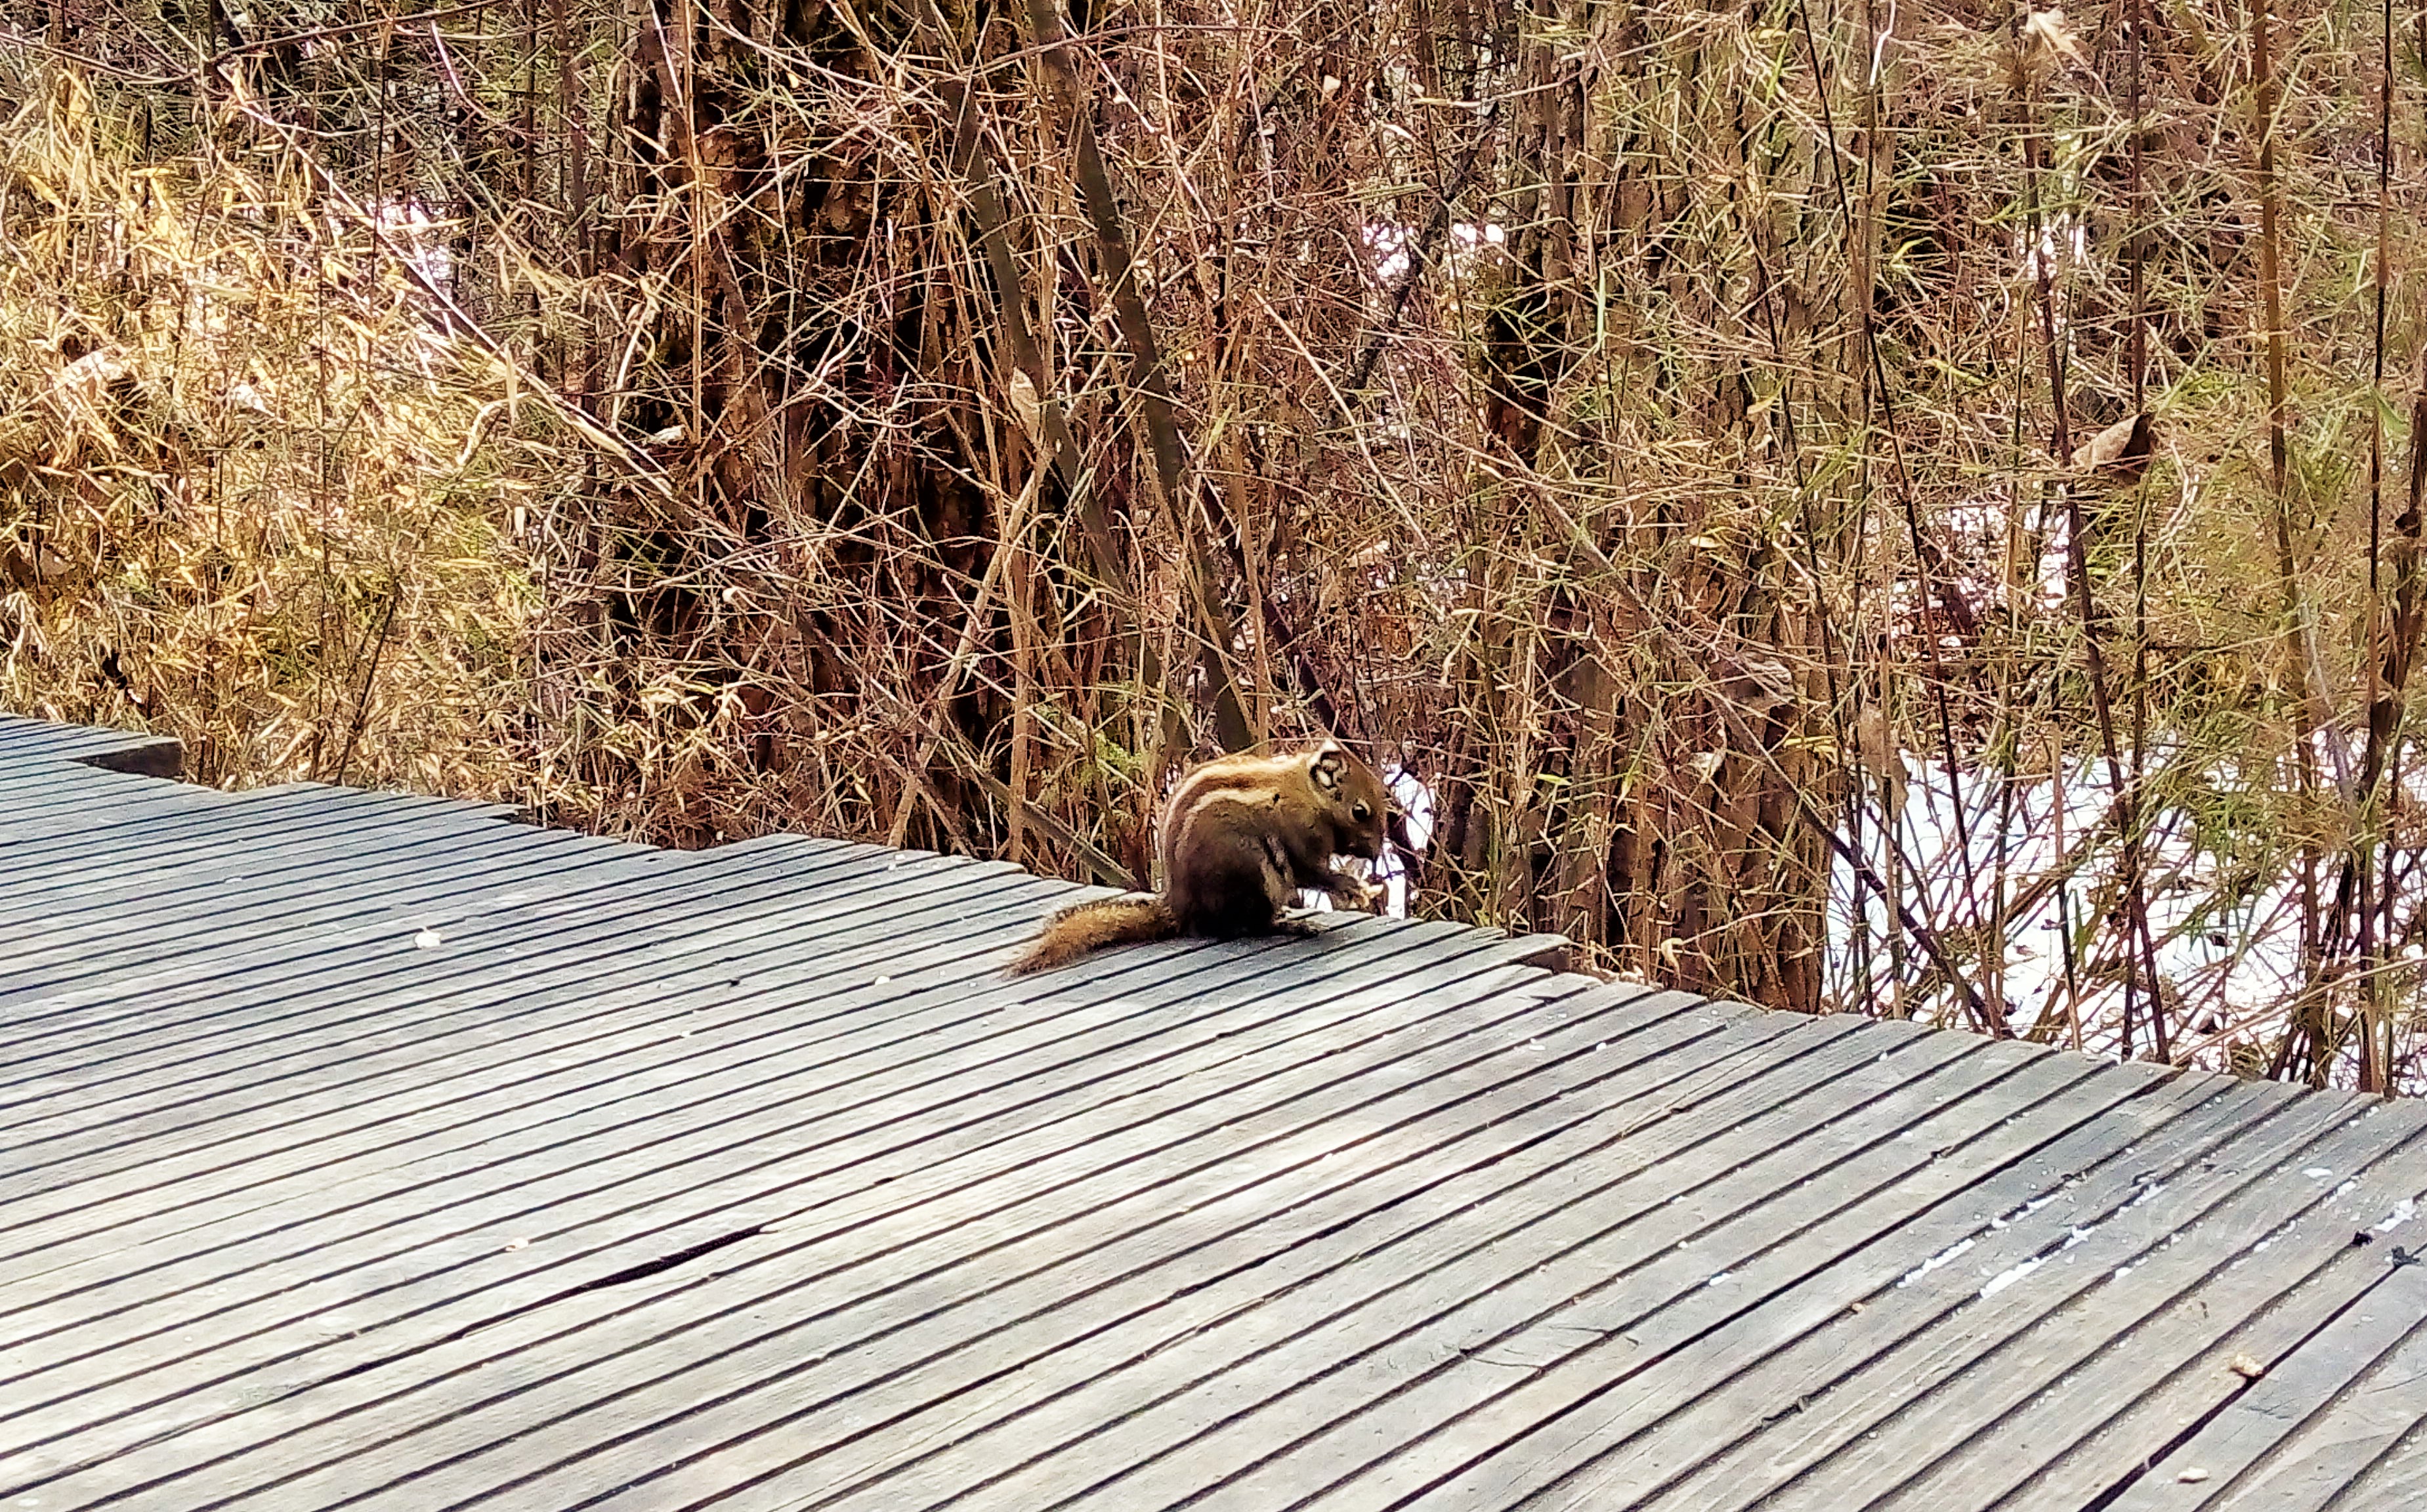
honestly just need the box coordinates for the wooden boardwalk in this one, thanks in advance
[3,712,2424,1510]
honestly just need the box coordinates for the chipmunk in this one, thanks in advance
[1007,740,1393,974]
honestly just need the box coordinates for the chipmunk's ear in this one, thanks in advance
[1308,740,1349,794]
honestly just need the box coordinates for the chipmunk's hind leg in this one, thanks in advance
[1171,834,1298,939]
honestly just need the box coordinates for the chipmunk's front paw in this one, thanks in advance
[1328,876,1385,913]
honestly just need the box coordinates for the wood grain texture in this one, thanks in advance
[3,719,2423,1511]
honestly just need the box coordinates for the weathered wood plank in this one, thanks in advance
[0,766,225,830]
[677,994,1758,1512]
[5,824,628,990]
[0,720,180,779]
[0,788,517,906]
[531,1005,1893,1512]
[1254,1060,2216,1512]
[2301,1413,2427,1509]
[1737,1097,2427,1510]
[0,883,1086,1484]
[1009,1033,2082,1512]
[1967,1149,2427,1509]
[2095,1248,2427,1511]
[5,713,2424,1512]
[0,837,934,1075]
[0,823,762,1035]
[0,852,1028,1215]
[1515,1071,2305,1512]
[11,933,1578,1503]
[0,786,472,897]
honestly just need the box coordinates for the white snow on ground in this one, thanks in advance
[1826,750,2425,1086]
[1324,732,2415,1090]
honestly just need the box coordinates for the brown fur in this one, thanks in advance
[1006,896,1179,975]
[1008,740,1392,975]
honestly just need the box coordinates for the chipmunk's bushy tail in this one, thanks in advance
[1007,896,1179,975]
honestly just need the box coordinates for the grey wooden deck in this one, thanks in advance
[2,711,2422,1511]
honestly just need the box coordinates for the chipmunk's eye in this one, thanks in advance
[1352,802,1372,822]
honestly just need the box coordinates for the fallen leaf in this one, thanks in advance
[1007,369,1043,444]
[2018,9,2094,83]
[2069,412,2156,480]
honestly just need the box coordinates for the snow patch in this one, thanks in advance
[1899,1236,1977,1288]
[1991,1193,2060,1231]
[1981,1257,2045,1297]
